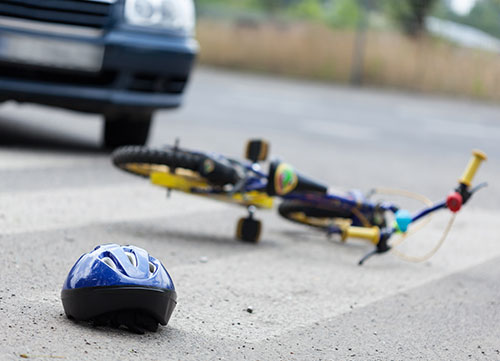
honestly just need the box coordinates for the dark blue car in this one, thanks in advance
[0,0,198,147]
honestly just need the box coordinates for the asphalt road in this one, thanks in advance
[0,67,499,360]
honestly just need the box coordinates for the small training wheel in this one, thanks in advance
[245,139,269,163]
[236,217,262,243]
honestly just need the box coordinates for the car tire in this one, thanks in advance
[103,112,153,148]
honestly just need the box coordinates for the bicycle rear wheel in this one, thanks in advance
[112,146,241,186]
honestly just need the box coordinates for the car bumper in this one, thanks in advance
[0,26,198,113]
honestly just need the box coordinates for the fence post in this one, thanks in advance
[350,0,370,85]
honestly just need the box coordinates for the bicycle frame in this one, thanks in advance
[144,144,486,264]
[282,191,399,227]
[150,151,401,227]
[150,156,274,209]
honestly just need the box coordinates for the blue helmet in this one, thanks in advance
[61,244,176,334]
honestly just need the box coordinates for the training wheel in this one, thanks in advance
[236,217,262,243]
[245,139,269,163]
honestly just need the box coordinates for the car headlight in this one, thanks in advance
[125,0,195,33]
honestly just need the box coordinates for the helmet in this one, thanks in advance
[61,244,176,334]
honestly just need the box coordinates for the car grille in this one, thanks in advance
[0,0,114,29]
[0,61,117,87]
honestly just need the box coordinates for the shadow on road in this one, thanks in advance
[118,223,247,247]
[57,310,178,338]
[278,229,370,250]
[114,220,280,250]
[0,116,107,154]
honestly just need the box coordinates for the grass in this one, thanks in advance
[196,18,500,102]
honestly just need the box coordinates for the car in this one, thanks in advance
[0,0,198,147]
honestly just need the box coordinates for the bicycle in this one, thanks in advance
[112,140,487,264]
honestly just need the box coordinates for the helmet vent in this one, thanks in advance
[149,262,156,274]
[125,252,137,267]
[102,257,116,269]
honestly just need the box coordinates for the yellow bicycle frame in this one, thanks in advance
[150,171,274,209]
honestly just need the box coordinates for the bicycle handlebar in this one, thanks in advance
[459,150,487,187]
[448,149,488,212]
[343,226,380,245]
[349,149,487,264]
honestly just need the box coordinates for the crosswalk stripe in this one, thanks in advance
[0,150,103,171]
[0,183,230,235]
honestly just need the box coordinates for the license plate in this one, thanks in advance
[0,32,104,72]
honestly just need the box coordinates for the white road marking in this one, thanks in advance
[0,150,101,170]
[302,119,379,140]
[0,184,230,235]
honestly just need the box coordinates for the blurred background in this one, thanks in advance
[196,0,500,101]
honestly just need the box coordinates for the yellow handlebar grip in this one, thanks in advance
[459,149,487,187]
[344,226,380,245]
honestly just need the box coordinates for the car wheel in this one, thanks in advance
[103,112,152,148]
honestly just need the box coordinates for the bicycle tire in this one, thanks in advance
[112,146,240,186]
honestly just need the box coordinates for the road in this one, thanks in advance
[0,67,499,360]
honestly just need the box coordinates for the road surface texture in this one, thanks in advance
[0,67,499,360]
